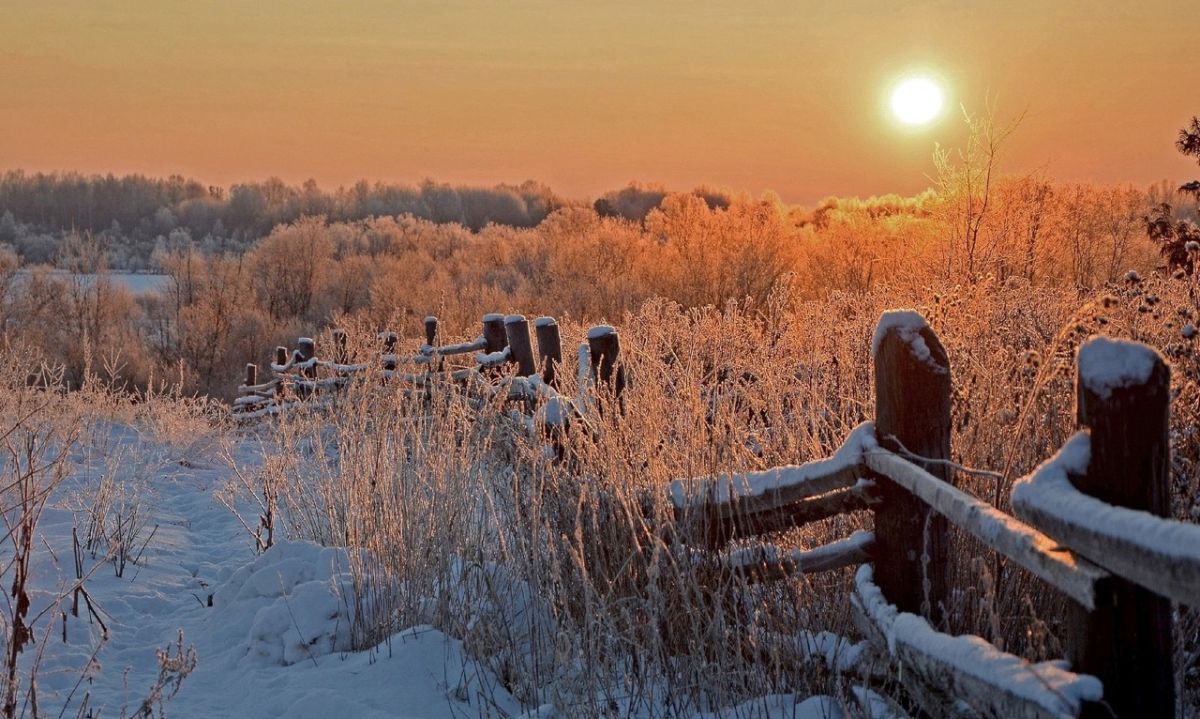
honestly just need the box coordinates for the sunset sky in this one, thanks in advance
[3,0,1195,203]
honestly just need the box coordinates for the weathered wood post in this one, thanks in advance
[587,325,626,412]
[534,317,562,388]
[482,313,508,354]
[424,316,439,347]
[245,363,257,388]
[504,315,536,377]
[331,329,348,365]
[297,337,316,380]
[380,332,397,371]
[1071,337,1173,719]
[274,346,290,400]
[871,311,952,626]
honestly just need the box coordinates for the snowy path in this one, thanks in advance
[30,433,525,718]
[17,428,847,719]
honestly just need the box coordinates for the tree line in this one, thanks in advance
[0,115,1197,398]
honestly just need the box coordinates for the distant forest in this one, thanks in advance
[0,171,752,271]
[0,172,584,270]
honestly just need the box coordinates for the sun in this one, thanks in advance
[890,77,945,126]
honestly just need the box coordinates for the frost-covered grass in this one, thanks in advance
[221,276,1199,714]
[2,272,1198,717]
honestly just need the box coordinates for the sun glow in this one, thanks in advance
[890,77,945,126]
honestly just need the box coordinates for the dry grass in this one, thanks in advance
[228,273,1198,715]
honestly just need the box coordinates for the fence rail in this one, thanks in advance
[235,309,1196,718]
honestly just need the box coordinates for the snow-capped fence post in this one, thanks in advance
[871,312,952,625]
[381,332,397,371]
[273,346,290,400]
[587,325,626,413]
[504,316,536,377]
[1069,338,1173,719]
[482,314,508,354]
[245,363,257,388]
[535,317,562,388]
[424,316,439,347]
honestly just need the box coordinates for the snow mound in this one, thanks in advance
[538,395,574,427]
[694,695,845,718]
[213,541,355,666]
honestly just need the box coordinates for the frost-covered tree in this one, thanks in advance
[1146,117,1200,274]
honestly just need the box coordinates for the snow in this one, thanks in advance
[475,346,511,367]
[482,313,505,322]
[871,310,936,367]
[850,686,903,719]
[586,324,616,340]
[538,396,574,427]
[853,566,1102,715]
[505,314,527,324]
[1076,336,1161,399]
[14,427,531,718]
[424,315,438,324]
[533,316,556,327]
[422,336,487,357]
[669,421,875,509]
[1012,431,1200,565]
[17,414,861,718]
[692,695,846,718]
[13,271,172,295]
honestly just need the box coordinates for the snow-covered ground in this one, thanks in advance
[14,422,850,718]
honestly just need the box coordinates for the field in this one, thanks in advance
[0,256,1197,716]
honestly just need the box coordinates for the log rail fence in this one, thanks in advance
[233,309,1199,718]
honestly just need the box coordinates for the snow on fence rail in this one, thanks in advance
[232,314,627,435]
[664,311,1190,718]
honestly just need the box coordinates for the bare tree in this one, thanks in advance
[932,105,1020,282]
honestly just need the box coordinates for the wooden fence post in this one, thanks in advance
[534,317,562,388]
[872,312,952,626]
[245,363,257,388]
[505,315,536,377]
[1071,338,1173,719]
[274,346,290,400]
[587,325,626,409]
[424,316,439,347]
[482,314,508,354]
[297,337,316,379]
[381,332,397,370]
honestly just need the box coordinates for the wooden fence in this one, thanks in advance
[232,313,623,434]
[669,310,1197,718]
[235,309,1199,718]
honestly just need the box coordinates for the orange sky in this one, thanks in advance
[2,1,1195,203]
